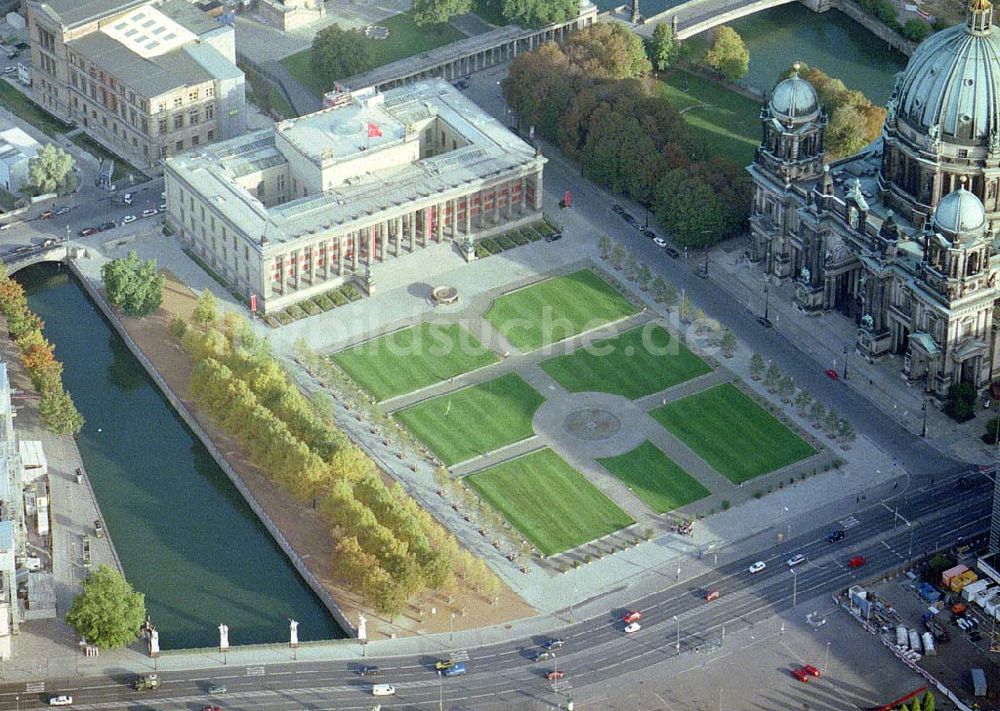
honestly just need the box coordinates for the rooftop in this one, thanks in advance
[168,80,543,249]
[35,0,149,29]
[100,4,197,60]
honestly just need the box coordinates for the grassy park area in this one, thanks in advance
[0,82,70,137]
[658,69,760,165]
[598,441,710,513]
[468,449,634,555]
[332,323,498,401]
[650,383,815,484]
[540,325,711,399]
[281,12,466,97]
[484,270,637,352]
[395,372,543,465]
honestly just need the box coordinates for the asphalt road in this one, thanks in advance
[1,471,986,710]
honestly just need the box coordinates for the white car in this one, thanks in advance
[786,553,807,567]
[749,561,766,574]
[49,696,73,706]
[121,215,136,224]
[653,237,667,248]
[141,207,158,218]
[624,622,641,634]
[3,66,15,75]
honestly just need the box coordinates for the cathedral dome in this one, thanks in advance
[893,0,1000,142]
[769,74,820,123]
[933,186,986,233]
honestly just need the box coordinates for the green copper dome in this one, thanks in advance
[894,0,1000,141]
[769,74,820,123]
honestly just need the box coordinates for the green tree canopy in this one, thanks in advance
[192,289,218,328]
[564,22,651,80]
[310,24,372,92]
[650,22,678,71]
[101,250,165,318]
[28,143,78,196]
[502,0,578,27]
[413,0,471,25]
[66,565,145,649]
[706,26,749,82]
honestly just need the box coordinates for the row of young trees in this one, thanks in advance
[503,24,751,248]
[749,354,857,448]
[176,294,499,616]
[0,264,83,434]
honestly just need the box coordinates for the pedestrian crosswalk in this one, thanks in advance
[25,682,45,693]
[839,515,860,530]
[450,650,469,662]
[552,680,573,693]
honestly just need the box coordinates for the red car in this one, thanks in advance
[545,671,565,680]
[802,664,821,677]
[848,555,865,569]
[825,368,838,380]
[790,668,810,683]
[623,611,643,624]
[704,590,720,601]
[38,210,54,219]
[203,707,222,711]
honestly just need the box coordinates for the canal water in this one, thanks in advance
[19,265,344,649]
[722,3,907,104]
[591,0,908,103]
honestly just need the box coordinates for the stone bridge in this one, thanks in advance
[635,0,827,40]
[1,242,71,274]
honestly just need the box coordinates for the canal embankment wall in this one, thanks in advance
[66,258,357,639]
[830,0,916,56]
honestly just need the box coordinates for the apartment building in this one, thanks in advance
[26,0,245,174]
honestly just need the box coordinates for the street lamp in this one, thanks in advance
[673,615,680,651]
[921,400,929,438]
[823,641,830,673]
[843,344,849,380]
[791,569,799,608]
[761,279,771,327]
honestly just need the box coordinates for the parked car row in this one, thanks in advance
[612,202,680,258]
[78,208,161,237]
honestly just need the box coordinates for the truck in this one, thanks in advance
[972,668,987,697]
[132,674,160,691]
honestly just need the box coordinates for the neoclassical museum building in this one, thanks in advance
[747,0,1000,398]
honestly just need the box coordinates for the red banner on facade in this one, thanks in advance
[564,190,572,207]
[250,294,257,312]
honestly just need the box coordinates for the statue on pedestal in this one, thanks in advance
[218,623,229,651]
[289,619,299,647]
[358,614,368,642]
[149,628,160,657]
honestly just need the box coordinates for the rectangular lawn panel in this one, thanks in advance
[598,441,709,513]
[485,270,637,351]
[468,449,634,555]
[332,323,498,401]
[540,324,711,399]
[650,383,815,484]
[395,372,543,465]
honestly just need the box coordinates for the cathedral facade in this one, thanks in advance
[747,0,1000,398]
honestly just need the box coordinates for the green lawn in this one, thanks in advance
[281,12,467,97]
[484,270,637,352]
[650,383,815,484]
[658,69,760,165]
[539,324,711,399]
[395,372,543,465]
[0,82,71,137]
[332,322,498,401]
[598,441,709,513]
[468,449,634,555]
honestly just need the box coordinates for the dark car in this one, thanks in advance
[545,232,563,242]
[359,665,380,676]
[99,221,116,231]
[642,229,657,240]
[542,638,565,651]
[611,203,625,215]
[827,530,845,543]
[622,213,636,225]
[665,247,680,259]
[79,227,98,236]
[452,78,469,90]
[534,650,554,662]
